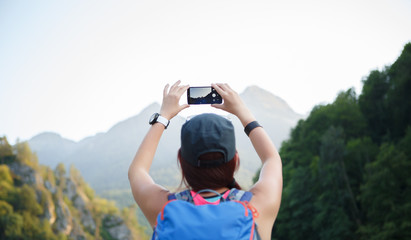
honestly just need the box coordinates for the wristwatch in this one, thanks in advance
[149,113,170,129]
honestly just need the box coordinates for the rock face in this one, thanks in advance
[54,199,72,234]
[2,149,141,240]
[69,219,87,240]
[103,215,132,240]
[7,161,37,185]
[65,178,96,232]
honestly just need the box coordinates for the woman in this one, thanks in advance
[128,81,283,240]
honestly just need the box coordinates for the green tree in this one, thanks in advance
[313,126,355,239]
[0,137,13,158]
[14,141,39,168]
[385,43,411,141]
[0,200,24,239]
[0,137,15,165]
[273,165,319,240]
[0,165,14,203]
[359,43,411,143]
[344,137,378,221]
[358,69,389,143]
[21,211,61,240]
[359,141,411,239]
[0,164,13,185]
[10,184,43,215]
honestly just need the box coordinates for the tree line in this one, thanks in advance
[270,43,411,240]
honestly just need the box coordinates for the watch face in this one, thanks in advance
[149,113,159,124]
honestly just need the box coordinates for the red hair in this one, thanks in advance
[177,150,241,192]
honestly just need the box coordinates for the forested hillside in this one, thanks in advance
[0,137,148,240]
[270,43,411,239]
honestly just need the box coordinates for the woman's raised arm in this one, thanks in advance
[128,80,189,227]
[212,83,283,240]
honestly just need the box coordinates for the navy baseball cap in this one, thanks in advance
[180,113,236,167]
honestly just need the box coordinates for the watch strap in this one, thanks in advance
[156,115,170,129]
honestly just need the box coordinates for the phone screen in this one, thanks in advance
[187,87,222,104]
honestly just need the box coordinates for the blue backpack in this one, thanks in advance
[151,188,261,240]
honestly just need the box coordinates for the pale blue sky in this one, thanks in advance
[1,0,411,143]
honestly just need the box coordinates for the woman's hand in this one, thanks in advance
[160,80,190,120]
[211,83,255,126]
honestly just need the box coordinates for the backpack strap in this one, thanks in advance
[227,188,253,202]
[168,189,193,203]
[168,188,253,203]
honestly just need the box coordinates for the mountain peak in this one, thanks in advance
[242,85,285,103]
[243,85,267,93]
[31,131,61,139]
[240,85,297,115]
[30,132,75,143]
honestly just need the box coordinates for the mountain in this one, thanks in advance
[29,132,78,167]
[240,85,303,145]
[28,86,303,196]
[0,137,147,239]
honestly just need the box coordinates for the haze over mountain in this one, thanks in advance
[29,86,303,194]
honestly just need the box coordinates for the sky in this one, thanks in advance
[1,0,411,144]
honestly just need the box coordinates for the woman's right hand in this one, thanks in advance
[211,83,255,126]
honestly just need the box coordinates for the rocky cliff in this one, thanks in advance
[0,137,147,240]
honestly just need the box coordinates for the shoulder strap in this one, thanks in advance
[168,189,193,202]
[227,188,253,202]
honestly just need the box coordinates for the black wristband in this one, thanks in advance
[244,121,262,136]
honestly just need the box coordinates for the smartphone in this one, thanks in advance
[187,86,222,104]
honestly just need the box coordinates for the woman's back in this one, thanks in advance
[128,82,282,240]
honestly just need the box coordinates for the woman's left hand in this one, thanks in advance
[159,80,190,120]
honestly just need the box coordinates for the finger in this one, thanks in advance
[216,83,233,96]
[211,103,224,110]
[177,84,190,96]
[214,83,228,91]
[163,84,170,98]
[220,83,233,92]
[224,83,234,91]
[179,104,190,111]
[170,80,181,91]
[212,83,226,96]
